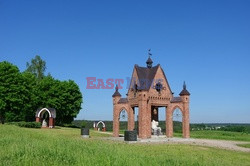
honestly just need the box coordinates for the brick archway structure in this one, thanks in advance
[113,105,134,137]
[35,108,56,128]
[95,121,107,131]
[112,53,190,139]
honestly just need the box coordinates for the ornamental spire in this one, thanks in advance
[146,49,153,68]
[183,81,186,90]
[179,81,190,96]
[112,85,121,97]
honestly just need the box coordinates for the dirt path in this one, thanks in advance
[96,132,250,152]
[142,137,250,153]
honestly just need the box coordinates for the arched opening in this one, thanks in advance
[37,108,52,118]
[172,107,183,137]
[41,111,49,127]
[37,108,52,128]
[119,109,128,136]
[157,107,166,135]
[36,108,56,128]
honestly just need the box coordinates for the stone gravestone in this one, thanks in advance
[42,119,47,127]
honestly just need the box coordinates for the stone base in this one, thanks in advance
[82,135,90,138]
[152,129,162,136]
[124,141,137,144]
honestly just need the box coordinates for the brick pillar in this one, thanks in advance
[182,111,186,137]
[103,127,106,132]
[113,109,119,137]
[146,102,152,137]
[138,92,150,139]
[181,95,190,138]
[166,105,173,138]
[113,95,120,137]
[49,117,54,128]
[128,107,135,130]
[183,107,190,138]
[36,117,40,123]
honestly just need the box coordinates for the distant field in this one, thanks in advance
[1,125,250,166]
[119,129,250,142]
[173,130,250,142]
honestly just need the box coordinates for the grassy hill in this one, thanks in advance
[1,125,250,166]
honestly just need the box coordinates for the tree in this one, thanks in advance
[0,59,83,125]
[21,72,39,121]
[37,76,83,125]
[0,61,30,123]
[26,55,46,80]
[0,99,6,124]
[55,80,82,124]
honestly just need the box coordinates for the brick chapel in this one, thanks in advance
[112,52,190,139]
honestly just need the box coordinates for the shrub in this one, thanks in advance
[81,121,87,128]
[60,123,79,128]
[220,126,248,133]
[7,121,41,128]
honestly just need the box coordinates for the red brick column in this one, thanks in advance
[113,109,119,137]
[183,107,190,138]
[36,117,40,123]
[146,102,152,137]
[128,107,135,131]
[166,105,173,138]
[112,95,121,137]
[138,92,150,139]
[49,117,54,128]
[180,95,190,138]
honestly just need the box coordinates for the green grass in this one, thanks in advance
[1,125,250,166]
[173,130,250,142]
[237,144,250,148]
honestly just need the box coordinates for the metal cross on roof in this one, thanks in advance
[148,49,152,57]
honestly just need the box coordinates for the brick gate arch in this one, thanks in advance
[95,121,106,131]
[166,104,189,138]
[113,105,135,137]
[35,108,56,128]
[171,105,184,137]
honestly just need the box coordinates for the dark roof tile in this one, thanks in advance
[118,98,128,104]
[112,91,121,97]
[179,89,190,96]
[134,64,159,90]
[170,97,182,103]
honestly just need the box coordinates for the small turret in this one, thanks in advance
[179,81,190,96]
[146,57,153,68]
[146,49,153,68]
[112,85,121,97]
[112,85,121,104]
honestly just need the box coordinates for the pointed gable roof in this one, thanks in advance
[135,64,159,83]
[133,64,172,93]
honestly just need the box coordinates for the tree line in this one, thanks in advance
[73,120,183,133]
[0,56,83,125]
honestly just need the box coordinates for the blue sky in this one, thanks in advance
[1,0,249,123]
